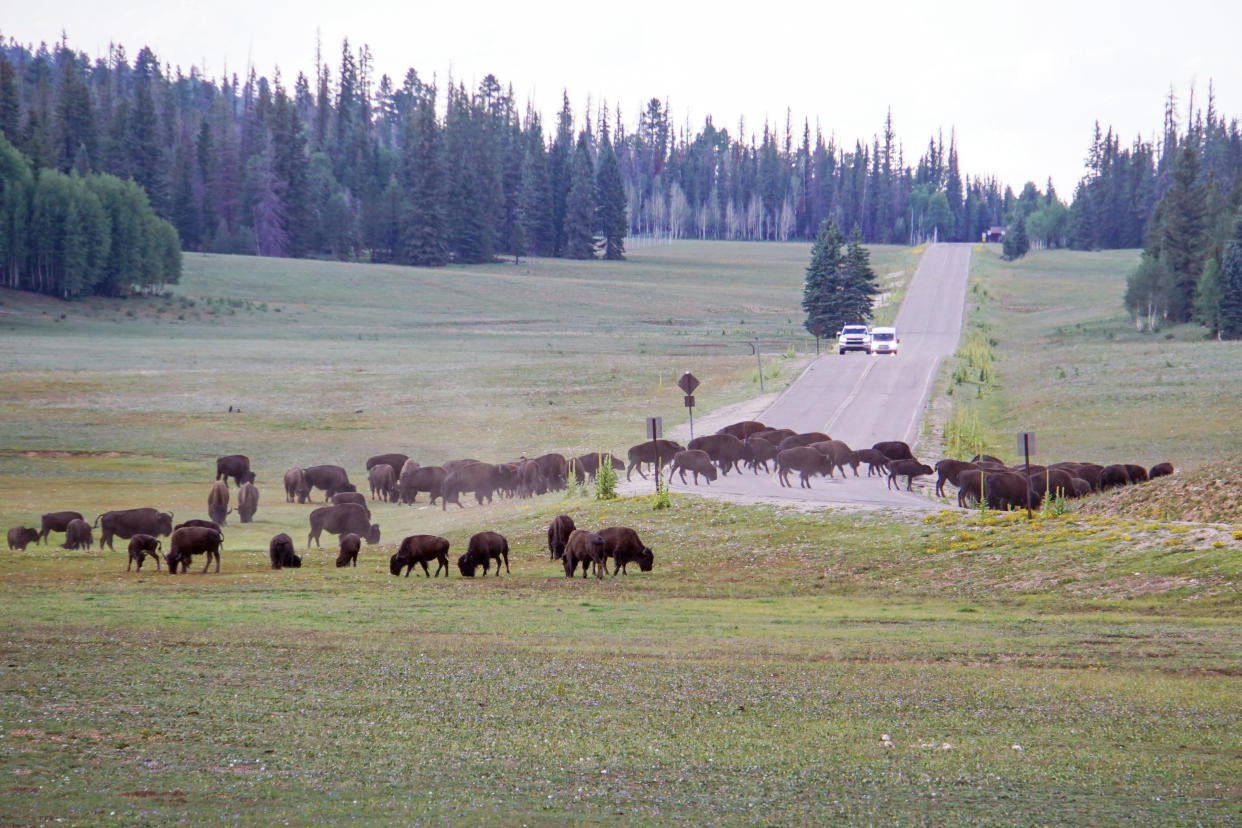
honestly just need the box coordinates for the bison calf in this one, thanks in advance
[7,526,40,551]
[887,460,934,491]
[562,529,606,579]
[62,518,94,550]
[336,533,361,568]
[269,533,301,569]
[547,514,576,560]
[126,534,163,572]
[670,449,717,485]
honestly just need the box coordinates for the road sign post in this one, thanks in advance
[677,372,700,442]
[647,416,663,494]
[1017,431,1036,519]
[750,338,763,392]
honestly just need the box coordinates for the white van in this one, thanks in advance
[869,326,898,355]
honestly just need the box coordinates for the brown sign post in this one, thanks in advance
[1017,431,1036,519]
[646,416,663,494]
[678,372,700,441]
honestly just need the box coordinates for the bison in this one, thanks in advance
[873,441,915,462]
[336,533,361,568]
[390,534,450,577]
[237,482,259,523]
[284,468,308,503]
[598,526,654,575]
[215,454,255,487]
[62,518,94,550]
[366,453,410,475]
[441,462,500,510]
[399,465,446,506]
[331,491,370,513]
[38,510,85,545]
[670,449,717,485]
[96,508,173,552]
[307,503,380,549]
[811,440,860,478]
[368,463,397,502]
[569,452,623,483]
[742,437,779,474]
[301,465,356,501]
[1149,462,1174,480]
[625,440,683,481]
[777,432,832,453]
[533,453,568,491]
[715,420,767,440]
[547,514,576,560]
[175,519,221,532]
[775,447,834,488]
[7,526,40,551]
[562,529,607,579]
[126,534,162,571]
[207,480,230,525]
[516,459,548,499]
[166,526,223,574]
[934,459,979,497]
[886,460,934,491]
[687,434,746,475]
[458,531,510,577]
[269,533,301,570]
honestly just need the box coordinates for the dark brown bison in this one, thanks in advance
[166,526,223,574]
[207,480,230,525]
[569,452,624,483]
[175,519,221,532]
[302,465,356,501]
[398,465,446,505]
[441,462,500,510]
[873,441,915,461]
[1026,468,1077,501]
[775,447,834,488]
[810,440,859,477]
[752,428,796,445]
[1050,462,1104,491]
[458,531,510,577]
[7,526,39,551]
[1124,464,1150,484]
[625,440,684,481]
[1149,462,1174,479]
[777,432,832,453]
[38,510,85,545]
[598,526,654,575]
[268,533,301,569]
[1099,464,1134,489]
[237,482,259,523]
[854,449,892,477]
[126,534,162,571]
[934,460,979,497]
[886,460,934,491]
[390,535,450,577]
[397,458,422,493]
[331,491,371,514]
[955,469,987,507]
[516,459,548,499]
[742,436,779,473]
[336,533,361,568]
[687,434,746,475]
[62,518,94,550]
[367,463,397,502]
[563,529,607,579]
[716,420,767,440]
[215,454,255,487]
[284,468,308,503]
[307,503,380,549]
[985,471,1044,511]
[533,453,568,491]
[96,508,174,552]
[670,449,717,485]
[972,454,1005,465]
[547,514,576,560]
[366,453,410,474]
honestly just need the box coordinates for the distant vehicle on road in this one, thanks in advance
[869,326,899,355]
[837,324,871,355]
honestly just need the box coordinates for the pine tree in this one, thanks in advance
[1002,215,1030,260]
[802,218,854,336]
[519,120,554,256]
[398,87,448,266]
[1147,140,1204,321]
[563,131,596,259]
[1218,211,1242,339]
[842,225,880,316]
[595,126,627,260]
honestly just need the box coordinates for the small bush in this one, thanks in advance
[595,455,618,501]
[652,468,671,510]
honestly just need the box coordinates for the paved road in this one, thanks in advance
[656,243,973,510]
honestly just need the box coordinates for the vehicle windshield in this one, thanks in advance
[872,332,894,342]
[842,326,868,335]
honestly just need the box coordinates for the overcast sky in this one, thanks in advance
[4,0,1240,197]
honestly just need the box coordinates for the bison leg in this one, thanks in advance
[501,552,509,574]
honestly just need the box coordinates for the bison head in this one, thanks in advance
[637,548,655,572]
[389,553,403,576]
[157,512,173,536]
[286,553,302,569]
[457,554,478,577]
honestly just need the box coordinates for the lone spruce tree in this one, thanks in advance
[1218,209,1242,340]
[595,127,627,260]
[803,218,877,337]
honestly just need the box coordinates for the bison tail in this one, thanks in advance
[92,514,102,527]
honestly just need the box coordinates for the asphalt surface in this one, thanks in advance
[647,243,974,511]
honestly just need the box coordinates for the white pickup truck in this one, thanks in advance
[837,324,871,354]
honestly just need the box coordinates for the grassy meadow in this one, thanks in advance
[2,242,1241,825]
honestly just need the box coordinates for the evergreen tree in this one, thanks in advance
[1148,140,1205,321]
[1002,215,1030,260]
[548,93,573,255]
[1219,211,1242,339]
[563,131,596,259]
[398,86,449,266]
[1194,257,1222,333]
[0,55,18,143]
[518,119,554,256]
[802,218,874,336]
[595,126,627,259]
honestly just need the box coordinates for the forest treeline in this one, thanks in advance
[0,36,1022,271]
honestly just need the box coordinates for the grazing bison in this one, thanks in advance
[716,420,767,440]
[886,460,934,491]
[307,503,380,549]
[398,465,446,505]
[934,460,979,497]
[38,511,85,545]
[873,441,915,462]
[237,482,259,523]
[533,453,569,491]
[598,526,654,575]
[458,531,510,577]
[390,535,451,577]
[670,449,717,485]
[96,508,174,552]
[207,480,230,525]
[1050,462,1104,491]
[397,458,422,493]
[301,465,356,501]
[1124,464,1150,484]
[562,529,607,579]
[777,432,832,453]
[284,468,308,503]
[166,526,223,574]
[1149,462,1174,480]
[126,534,162,572]
[331,491,371,514]
[336,533,361,568]
[7,526,40,551]
[516,459,548,499]
[215,454,255,487]
[742,437,779,474]
[441,462,500,510]
[569,452,623,483]
[1099,464,1134,490]
[268,533,301,570]
[985,471,1044,511]
[62,519,94,550]
[547,514,576,560]
[854,449,892,477]
[368,463,397,502]
[687,434,746,475]
[175,519,221,532]
[625,440,684,481]
[366,453,410,475]
[775,447,834,488]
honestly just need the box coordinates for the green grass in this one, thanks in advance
[2,243,1241,825]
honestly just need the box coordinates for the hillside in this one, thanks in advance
[1077,457,1242,524]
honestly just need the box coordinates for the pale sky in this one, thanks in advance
[4,0,1240,197]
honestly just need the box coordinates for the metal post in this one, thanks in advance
[1023,434,1032,520]
[688,406,694,443]
[754,337,763,392]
